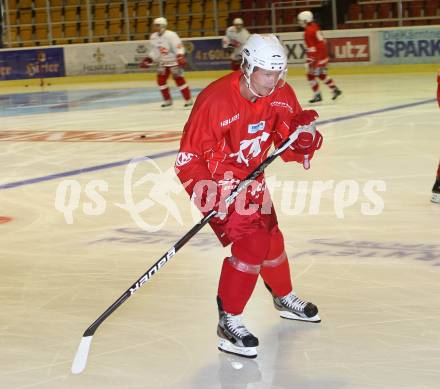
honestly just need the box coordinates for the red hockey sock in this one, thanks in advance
[259,227,292,297]
[157,74,171,102]
[217,258,259,314]
[307,73,319,93]
[319,73,336,90]
[437,162,440,178]
[218,227,271,314]
[174,76,191,101]
[159,86,171,101]
[261,258,292,297]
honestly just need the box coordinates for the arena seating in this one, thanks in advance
[342,0,440,29]
[4,0,321,47]
[3,0,244,47]
[5,0,436,47]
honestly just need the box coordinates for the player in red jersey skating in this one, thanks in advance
[175,34,323,358]
[298,10,342,103]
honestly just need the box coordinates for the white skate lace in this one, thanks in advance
[281,293,308,313]
[226,314,251,338]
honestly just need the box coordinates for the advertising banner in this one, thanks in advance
[184,38,230,70]
[280,34,371,65]
[64,41,151,76]
[380,29,440,64]
[327,36,370,62]
[64,39,231,75]
[0,47,65,80]
[281,38,307,65]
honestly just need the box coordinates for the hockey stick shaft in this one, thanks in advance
[85,129,300,336]
[72,129,301,374]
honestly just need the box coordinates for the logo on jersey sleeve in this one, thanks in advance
[248,121,266,134]
[175,152,194,167]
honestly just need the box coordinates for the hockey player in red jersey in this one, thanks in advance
[140,17,192,108]
[175,34,323,358]
[298,11,342,103]
[432,72,440,203]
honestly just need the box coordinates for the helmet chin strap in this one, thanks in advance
[243,72,273,98]
[243,69,287,99]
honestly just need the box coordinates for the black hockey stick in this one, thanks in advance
[71,127,306,374]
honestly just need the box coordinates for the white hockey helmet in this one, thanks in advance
[153,17,168,28]
[297,11,313,27]
[242,34,287,75]
[233,17,244,25]
[241,34,287,97]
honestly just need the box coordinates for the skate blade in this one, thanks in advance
[279,311,321,323]
[217,338,257,359]
[431,193,440,203]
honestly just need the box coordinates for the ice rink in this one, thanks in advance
[0,70,439,389]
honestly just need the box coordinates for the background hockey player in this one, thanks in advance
[140,17,192,108]
[432,71,440,203]
[222,18,250,71]
[297,10,342,103]
[175,34,322,358]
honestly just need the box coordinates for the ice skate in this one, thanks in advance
[217,310,258,358]
[432,178,440,204]
[161,100,173,108]
[266,284,320,322]
[273,292,320,322]
[309,93,322,103]
[183,99,193,108]
[332,88,342,100]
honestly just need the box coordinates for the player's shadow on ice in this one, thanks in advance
[189,321,347,389]
[263,321,346,389]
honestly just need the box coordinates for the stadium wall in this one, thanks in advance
[0,26,439,82]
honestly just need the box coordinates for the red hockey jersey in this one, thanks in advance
[304,22,328,67]
[175,71,304,201]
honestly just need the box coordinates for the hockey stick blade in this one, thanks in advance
[71,336,93,374]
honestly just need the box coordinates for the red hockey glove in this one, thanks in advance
[140,57,153,69]
[291,110,319,148]
[176,54,187,68]
[285,110,323,169]
[293,129,323,169]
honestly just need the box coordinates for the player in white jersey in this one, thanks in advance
[222,18,250,71]
[140,17,192,107]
